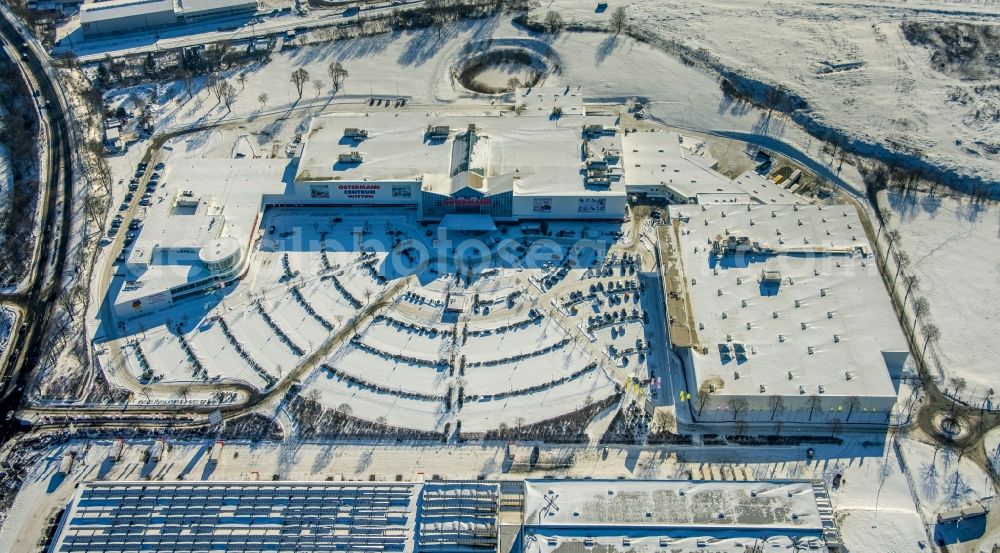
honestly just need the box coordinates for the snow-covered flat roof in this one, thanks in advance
[514,86,586,117]
[178,0,257,15]
[623,130,730,192]
[80,0,175,24]
[623,131,801,206]
[669,203,905,399]
[524,479,823,530]
[295,111,626,197]
[118,158,288,299]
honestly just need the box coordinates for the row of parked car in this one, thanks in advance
[109,160,164,263]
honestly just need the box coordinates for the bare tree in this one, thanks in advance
[734,417,749,437]
[426,0,448,39]
[727,398,749,422]
[886,229,901,256]
[257,92,268,111]
[609,6,627,35]
[312,78,324,97]
[205,74,219,101]
[218,80,237,112]
[697,381,713,416]
[768,395,784,421]
[179,70,195,98]
[847,396,862,421]
[236,72,247,90]
[876,211,892,240]
[922,323,940,356]
[290,68,310,100]
[327,61,349,92]
[950,376,967,405]
[892,250,910,288]
[544,10,564,34]
[911,296,930,331]
[807,395,823,421]
[830,418,844,437]
[653,410,675,433]
[902,274,919,304]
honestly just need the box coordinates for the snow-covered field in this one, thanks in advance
[540,0,1000,190]
[898,437,994,521]
[883,191,1000,400]
[97,13,867,191]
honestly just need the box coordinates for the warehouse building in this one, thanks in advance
[522,479,841,553]
[666,202,908,423]
[47,479,840,553]
[623,130,799,205]
[48,480,500,553]
[79,0,257,37]
[176,0,258,23]
[79,0,176,37]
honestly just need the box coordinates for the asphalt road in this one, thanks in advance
[0,10,74,443]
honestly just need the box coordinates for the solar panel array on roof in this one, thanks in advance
[50,482,418,553]
[416,482,500,553]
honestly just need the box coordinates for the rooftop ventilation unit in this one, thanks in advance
[343,128,368,140]
[426,125,450,138]
[338,151,363,163]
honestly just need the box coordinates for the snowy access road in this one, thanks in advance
[680,127,864,198]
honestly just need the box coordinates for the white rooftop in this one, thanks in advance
[524,479,824,529]
[669,202,906,400]
[622,130,730,191]
[118,158,288,304]
[514,86,586,117]
[295,111,626,197]
[623,131,803,205]
[80,0,175,24]
[177,0,257,15]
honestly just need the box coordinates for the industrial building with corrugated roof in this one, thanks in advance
[79,0,257,37]
[47,479,842,553]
